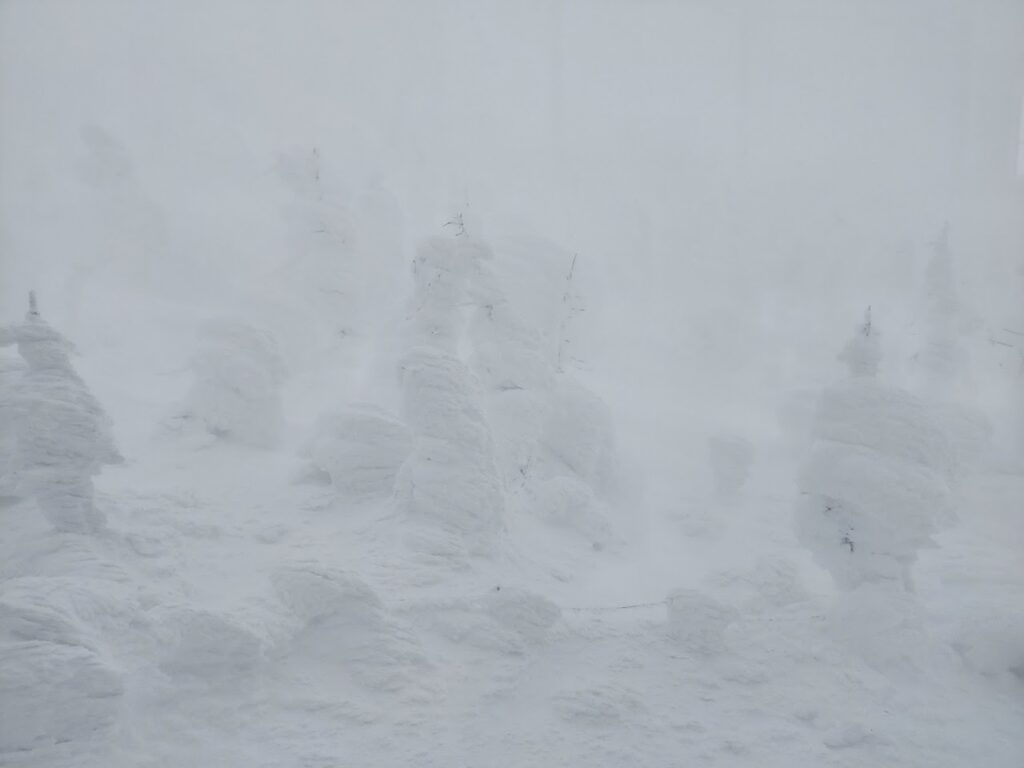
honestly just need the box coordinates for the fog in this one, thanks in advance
[1,2,1023,765]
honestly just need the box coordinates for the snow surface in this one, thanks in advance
[1,2,1024,766]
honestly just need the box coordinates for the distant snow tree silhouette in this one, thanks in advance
[0,292,121,532]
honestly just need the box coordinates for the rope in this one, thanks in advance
[563,600,666,613]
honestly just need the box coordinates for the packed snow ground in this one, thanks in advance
[2,406,1022,766]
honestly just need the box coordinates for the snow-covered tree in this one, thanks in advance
[177,319,286,448]
[838,306,880,378]
[912,226,991,471]
[0,293,121,532]
[796,310,955,591]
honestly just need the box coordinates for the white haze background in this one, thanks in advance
[1,1,1023,766]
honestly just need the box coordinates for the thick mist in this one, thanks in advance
[1,3,1023,766]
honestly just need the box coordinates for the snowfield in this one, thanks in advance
[2,1,1023,766]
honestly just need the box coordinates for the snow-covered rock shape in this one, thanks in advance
[303,405,412,500]
[178,319,286,448]
[0,293,122,532]
[796,312,955,590]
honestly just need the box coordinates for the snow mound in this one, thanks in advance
[0,641,122,754]
[272,566,430,695]
[664,589,738,655]
[532,475,610,543]
[304,406,412,499]
[951,607,1024,681]
[828,585,930,674]
[0,576,131,649]
[483,587,562,643]
[155,608,263,678]
[551,684,648,727]
[427,588,562,655]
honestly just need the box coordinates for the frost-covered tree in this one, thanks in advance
[463,238,619,546]
[796,309,955,590]
[838,306,880,378]
[392,237,505,556]
[0,293,121,532]
[177,319,286,448]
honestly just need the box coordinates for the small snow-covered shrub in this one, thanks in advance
[180,319,286,448]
